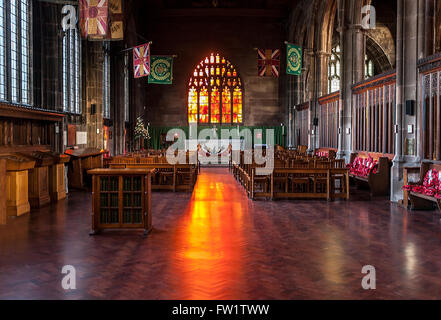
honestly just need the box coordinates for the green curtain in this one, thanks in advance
[146,126,286,150]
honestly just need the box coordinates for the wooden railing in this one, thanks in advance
[318,91,340,149]
[352,70,396,154]
[294,101,310,147]
[418,52,441,161]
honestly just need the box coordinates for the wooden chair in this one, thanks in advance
[290,161,311,193]
[331,159,346,192]
[272,159,289,193]
[311,161,332,193]
[156,157,174,185]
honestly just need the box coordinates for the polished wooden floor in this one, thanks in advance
[1,168,441,300]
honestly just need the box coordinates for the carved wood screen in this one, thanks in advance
[421,70,441,160]
[318,92,339,149]
[352,72,396,154]
[295,102,309,147]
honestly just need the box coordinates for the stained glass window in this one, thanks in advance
[63,20,81,114]
[0,0,5,101]
[0,0,32,105]
[188,53,243,125]
[103,43,110,119]
[328,45,341,93]
[329,44,377,93]
[365,56,374,79]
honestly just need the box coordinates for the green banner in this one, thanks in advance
[148,56,173,84]
[286,43,302,75]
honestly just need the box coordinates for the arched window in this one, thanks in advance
[0,0,32,105]
[63,23,81,114]
[328,45,377,92]
[328,45,341,93]
[365,55,375,79]
[188,53,243,125]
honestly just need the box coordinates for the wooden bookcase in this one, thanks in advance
[88,169,153,236]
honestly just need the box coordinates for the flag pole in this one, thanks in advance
[151,54,178,58]
[119,41,153,54]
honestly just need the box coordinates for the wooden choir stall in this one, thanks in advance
[0,158,6,225]
[0,154,35,217]
[65,148,104,190]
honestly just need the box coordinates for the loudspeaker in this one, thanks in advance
[313,118,319,126]
[406,100,415,116]
[91,104,96,115]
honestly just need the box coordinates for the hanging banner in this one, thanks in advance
[107,0,124,40]
[148,56,174,84]
[79,0,109,39]
[133,43,151,78]
[257,49,280,77]
[286,43,302,76]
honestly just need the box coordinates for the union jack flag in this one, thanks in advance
[79,0,109,39]
[133,43,151,78]
[258,49,280,77]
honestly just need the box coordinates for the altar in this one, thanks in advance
[186,139,241,166]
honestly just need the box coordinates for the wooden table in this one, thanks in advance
[88,169,153,236]
[66,148,104,189]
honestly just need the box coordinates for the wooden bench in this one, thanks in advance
[348,152,393,197]
[403,163,441,212]
[109,163,197,192]
[249,168,349,201]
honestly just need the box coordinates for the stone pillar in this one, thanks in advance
[287,74,295,148]
[85,41,104,150]
[424,0,435,57]
[303,49,315,151]
[313,51,331,151]
[392,0,430,202]
[338,22,365,162]
[112,50,127,156]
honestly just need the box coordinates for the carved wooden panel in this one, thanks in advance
[50,164,67,202]
[0,159,6,225]
[6,170,31,217]
[28,167,51,209]
[68,124,77,146]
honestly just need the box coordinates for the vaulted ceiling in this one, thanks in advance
[161,0,295,9]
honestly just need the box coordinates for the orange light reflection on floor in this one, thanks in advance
[171,171,246,300]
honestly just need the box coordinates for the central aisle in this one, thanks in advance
[2,168,441,299]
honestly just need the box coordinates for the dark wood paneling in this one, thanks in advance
[0,158,6,225]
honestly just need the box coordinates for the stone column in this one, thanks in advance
[338,21,365,162]
[112,49,127,156]
[313,51,331,151]
[392,0,431,202]
[303,49,315,151]
[287,74,295,148]
[85,41,104,150]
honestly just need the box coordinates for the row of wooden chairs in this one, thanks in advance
[232,152,349,201]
